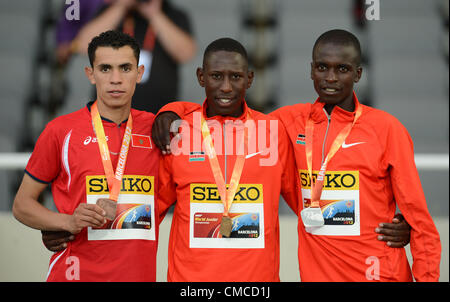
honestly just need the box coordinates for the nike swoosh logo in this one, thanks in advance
[342,142,366,149]
[245,151,264,159]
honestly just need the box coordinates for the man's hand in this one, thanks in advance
[65,203,106,234]
[151,111,181,154]
[138,0,163,19]
[41,230,75,252]
[114,0,137,10]
[375,213,411,247]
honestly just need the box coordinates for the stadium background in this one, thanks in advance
[0,0,448,281]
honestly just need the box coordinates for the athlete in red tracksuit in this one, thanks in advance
[272,93,441,281]
[13,31,160,281]
[158,99,299,282]
[157,37,301,282]
[21,103,160,281]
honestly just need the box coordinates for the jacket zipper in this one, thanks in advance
[224,122,227,183]
[322,108,331,165]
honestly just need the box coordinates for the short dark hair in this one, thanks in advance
[313,29,362,66]
[203,37,248,67]
[87,30,140,67]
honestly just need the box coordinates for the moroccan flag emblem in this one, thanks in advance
[131,134,152,149]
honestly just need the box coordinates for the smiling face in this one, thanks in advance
[197,50,254,118]
[311,42,362,112]
[85,45,144,111]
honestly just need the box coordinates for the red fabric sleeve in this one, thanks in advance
[269,106,288,120]
[277,120,300,215]
[383,116,441,281]
[25,121,62,184]
[157,101,202,119]
[157,154,177,222]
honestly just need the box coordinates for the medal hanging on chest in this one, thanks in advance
[219,215,233,238]
[201,112,254,238]
[301,104,362,227]
[91,101,133,221]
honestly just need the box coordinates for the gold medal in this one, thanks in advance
[96,198,117,221]
[201,112,253,239]
[220,216,233,237]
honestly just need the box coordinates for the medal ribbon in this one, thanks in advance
[91,101,133,202]
[201,113,252,217]
[305,104,362,208]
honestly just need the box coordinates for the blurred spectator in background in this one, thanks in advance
[72,0,196,113]
[55,0,107,66]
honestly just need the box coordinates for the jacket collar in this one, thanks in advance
[86,100,129,126]
[310,91,361,123]
[201,98,251,123]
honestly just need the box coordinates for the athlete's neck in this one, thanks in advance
[206,102,244,118]
[96,99,131,125]
[323,97,355,115]
[323,104,335,115]
[206,107,243,118]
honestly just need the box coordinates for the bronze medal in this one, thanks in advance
[219,216,233,237]
[96,198,117,221]
[91,101,132,220]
